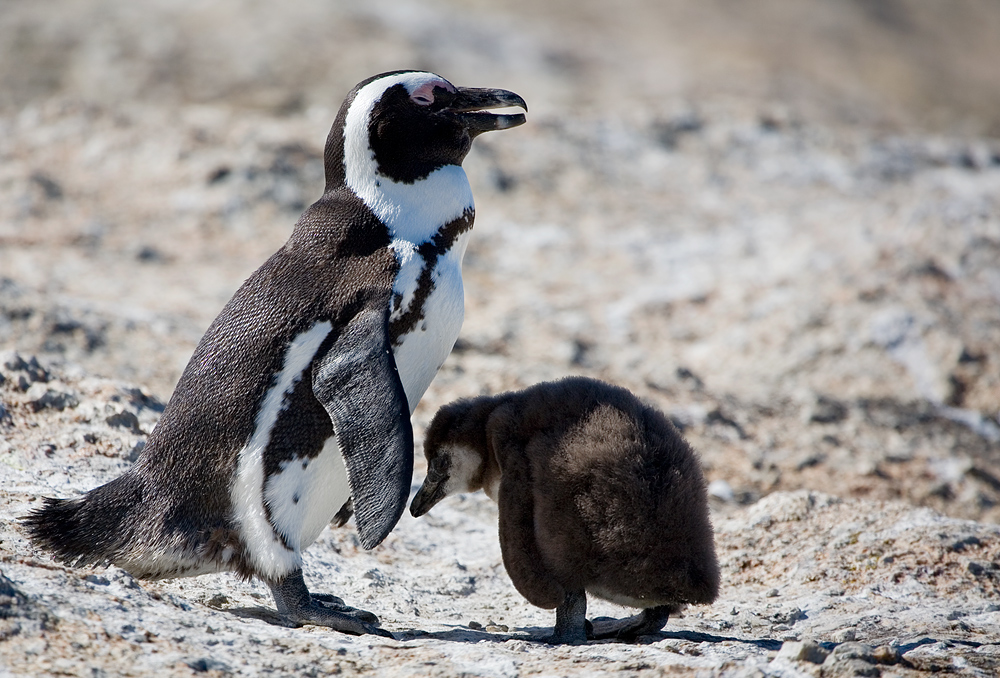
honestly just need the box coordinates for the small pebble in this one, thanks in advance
[777,639,829,664]
[205,594,229,608]
[826,641,874,663]
[832,627,857,643]
[872,645,900,665]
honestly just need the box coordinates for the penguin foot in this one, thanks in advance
[546,589,589,645]
[311,592,380,625]
[588,604,677,642]
[267,569,392,638]
[278,600,392,638]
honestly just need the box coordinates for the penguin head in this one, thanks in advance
[325,71,527,190]
[410,396,499,516]
[409,441,487,517]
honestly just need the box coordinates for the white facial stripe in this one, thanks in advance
[231,321,332,579]
[344,73,444,183]
[442,444,486,496]
[342,72,475,244]
[264,436,351,553]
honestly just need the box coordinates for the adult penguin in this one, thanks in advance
[25,71,526,637]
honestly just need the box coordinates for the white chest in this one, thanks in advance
[346,155,475,412]
[390,232,472,410]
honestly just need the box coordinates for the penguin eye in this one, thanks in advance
[409,81,444,107]
[429,455,450,476]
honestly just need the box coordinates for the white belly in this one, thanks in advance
[263,436,351,553]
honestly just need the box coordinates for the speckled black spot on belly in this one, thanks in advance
[389,209,474,345]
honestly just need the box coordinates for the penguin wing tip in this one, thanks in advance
[357,534,383,551]
[353,510,396,551]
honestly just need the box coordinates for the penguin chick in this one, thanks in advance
[410,377,719,644]
[23,71,526,638]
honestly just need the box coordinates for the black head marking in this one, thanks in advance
[324,71,526,191]
[368,82,474,183]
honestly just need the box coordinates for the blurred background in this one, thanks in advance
[4,0,1000,132]
[2,0,999,523]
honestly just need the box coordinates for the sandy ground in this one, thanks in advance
[2,1,1000,676]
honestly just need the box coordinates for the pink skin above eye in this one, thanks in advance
[409,79,455,106]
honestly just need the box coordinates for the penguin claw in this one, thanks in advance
[267,569,391,638]
[312,594,380,625]
[369,625,396,640]
[347,609,381,626]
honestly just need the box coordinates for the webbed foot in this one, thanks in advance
[588,604,677,641]
[268,569,392,638]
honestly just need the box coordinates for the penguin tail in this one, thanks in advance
[22,477,142,569]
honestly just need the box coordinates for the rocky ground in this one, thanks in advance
[2,0,1000,676]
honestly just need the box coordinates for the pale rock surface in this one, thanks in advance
[2,357,999,676]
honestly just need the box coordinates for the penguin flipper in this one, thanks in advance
[312,307,413,550]
[489,408,566,609]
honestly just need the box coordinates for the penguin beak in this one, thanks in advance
[447,87,527,135]
[409,478,447,517]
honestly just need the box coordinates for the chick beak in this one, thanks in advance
[409,478,448,517]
